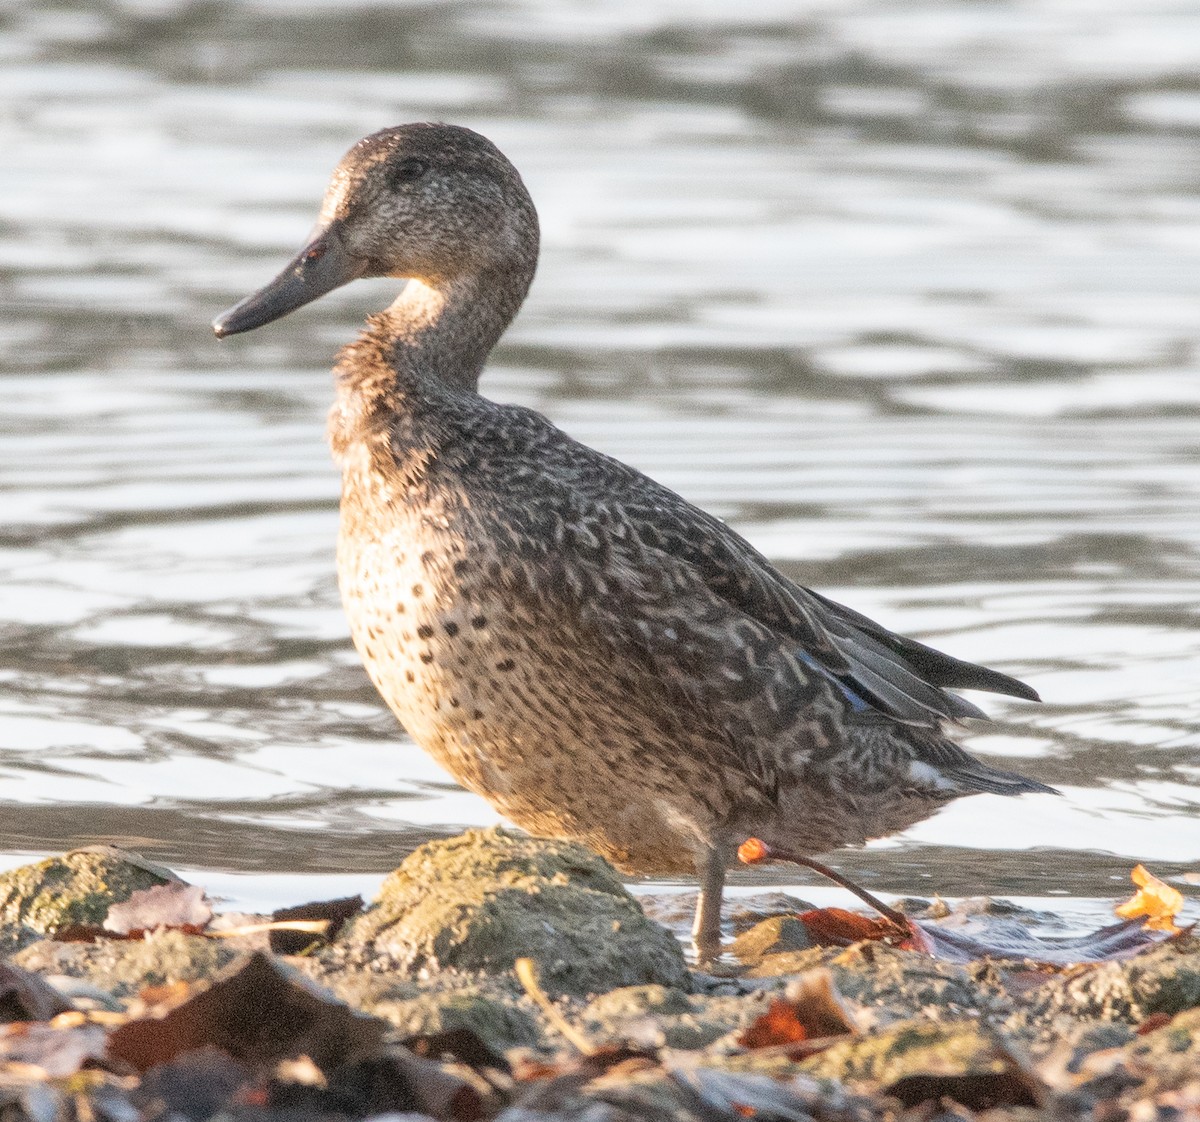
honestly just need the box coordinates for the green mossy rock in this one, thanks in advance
[15,930,236,999]
[0,847,179,950]
[798,1018,1015,1087]
[729,915,814,965]
[582,984,749,1049]
[1012,935,1200,1034]
[340,828,689,996]
[1117,1006,1200,1094]
[371,987,541,1046]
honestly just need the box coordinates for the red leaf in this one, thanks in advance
[1137,1011,1174,1035]
[107,951,385,1074]
[797,907,907,947]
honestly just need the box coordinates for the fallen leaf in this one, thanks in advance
[51,925,106,943]
[885,1069,1043,1110]
[106,951,385,1073]
[1115,864,1184,933]
[403,1026,511,1077]
[137,981,193,1011]
[738,1000,810,1049]
[796,907,907,947]
[104,882,212,937]
[738,970,858,1051]
[1137,1011,1175,1035]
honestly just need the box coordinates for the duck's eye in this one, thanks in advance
[391,158,429,187]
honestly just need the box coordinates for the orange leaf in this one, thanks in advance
[737,971,859,1050]
[738,1000,809,1049]
[1115,864,1183,934]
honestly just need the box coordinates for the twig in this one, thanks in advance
[513,957,596,1055]
[209,919,332,938]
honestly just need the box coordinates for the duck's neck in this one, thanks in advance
[336,253,534,396]
[328,258,534,463]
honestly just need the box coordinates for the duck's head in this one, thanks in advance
[213,123,538,338]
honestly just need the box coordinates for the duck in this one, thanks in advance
[213,123,1055,960]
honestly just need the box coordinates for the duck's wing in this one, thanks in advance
[462,405,1038,730]
[610,493,1036,727]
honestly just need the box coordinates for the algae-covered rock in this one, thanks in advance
[1012,935,1200,1035]
[341,828,689,996]
[372,987,540,1046]
[582,984,750,1049]
[294,951,543,1047]
[744,939,991,1027]
[827,942,993,1017]
[730,915,814,965]
[15,930,236,999]
[1113,1005,1200,1094]
[798,1018,1017,1088]
[1044,1008,1200,1111]
[0,848,179,950]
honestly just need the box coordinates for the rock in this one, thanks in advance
[825,942,996,1019]
[1113,1006,1200,1095]
[15,930,237,999]
[292,951,545,1048]
[797,1017,1023,1089]
[727,893,819,932]
[1009,934,1200,1038]
[729,915,814,965]
[1043,1008,1200,1113]
[582,985,751,1049]
[0,848,179,951]
[743,938,994,1028]
[340,828,689,996]
[372,987,541,1047]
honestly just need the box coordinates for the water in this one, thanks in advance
[1,0,1198,915]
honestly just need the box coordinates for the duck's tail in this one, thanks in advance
[910,737,1059,798]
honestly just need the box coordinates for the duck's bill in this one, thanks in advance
[212,222,368,338]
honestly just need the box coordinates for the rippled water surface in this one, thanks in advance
[1,0,1198,912]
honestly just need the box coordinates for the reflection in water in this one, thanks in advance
[0,1,1197,905]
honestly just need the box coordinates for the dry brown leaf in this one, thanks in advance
[107,951,385,1074]
[1115,864,1184,933]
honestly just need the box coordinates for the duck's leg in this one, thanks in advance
[692,846,726,962]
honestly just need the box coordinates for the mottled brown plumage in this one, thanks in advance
[214,123,1054,958]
